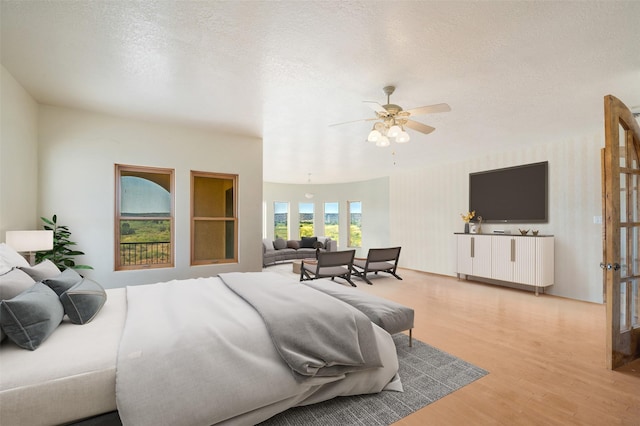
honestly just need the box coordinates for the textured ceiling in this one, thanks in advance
[1,1,639,184]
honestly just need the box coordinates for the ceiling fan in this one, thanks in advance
[331,85,451,147]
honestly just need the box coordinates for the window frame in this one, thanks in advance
[298,202,315,238]
[190,170,238,266]
[347,200,362,248]
[323,201,339,244]
[274,201,290,240]
[114,164,175,271]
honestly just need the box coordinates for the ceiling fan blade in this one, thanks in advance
[404,103,451,116]
[405,120,436,135]
[363,101,388,115]
[329,117,378,127]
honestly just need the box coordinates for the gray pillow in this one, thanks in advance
[301,237,317,248]
[0,268,36,300]
[287,240,300,249]
[273,238,287,250]
[42,268,83,296]
[0,268,37,342]
[60,278,107,325]
[18,259,61,281]
[0,282,64,350]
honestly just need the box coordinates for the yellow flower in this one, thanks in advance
[460,211,475,223]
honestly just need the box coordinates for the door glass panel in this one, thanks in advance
[633,226,640,277]
[620,227,628,277]
[633,174,639,223]
[620,173,627,223]
[619,124,626,167]
[632,279,639,329]
[620,282,628,331]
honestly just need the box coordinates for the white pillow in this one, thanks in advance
[0,243,30,274]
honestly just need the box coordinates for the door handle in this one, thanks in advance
[600,262,621,271]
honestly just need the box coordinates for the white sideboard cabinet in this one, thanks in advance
[455,233,554,295]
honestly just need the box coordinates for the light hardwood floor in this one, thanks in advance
[270,264,640,425]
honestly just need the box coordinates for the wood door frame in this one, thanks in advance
[603,94,640,369]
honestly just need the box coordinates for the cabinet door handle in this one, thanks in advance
[471,237,475,258]
[510,239,515,262]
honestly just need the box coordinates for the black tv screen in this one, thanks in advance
[469,161,548,223]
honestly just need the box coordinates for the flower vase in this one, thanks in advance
[464,223,470,234]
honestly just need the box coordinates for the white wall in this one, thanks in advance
[263,178,390,258]
[38,105,263,288]
[0,65,39,235]
[390,134,603,303]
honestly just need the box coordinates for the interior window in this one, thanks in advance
[274,202,289,239]
[299,202,314,237]
[191,171,238,265]
[115,164,174,270]
[348,201,362,247]
[324,202,339,244]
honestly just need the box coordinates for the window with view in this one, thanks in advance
[191,171,238,265]
[299,202,314,238]
[348,201,362,247]
[115,164,174,270]
[324,202,339,243]
[274,202,289,239]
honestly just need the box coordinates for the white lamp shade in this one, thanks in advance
[396,130,410,143]
[5,230,53,252]
[367,129,382,142]
[387,125,401,138]
[376,136,391,147]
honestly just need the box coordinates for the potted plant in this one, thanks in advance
[35,215,93,271]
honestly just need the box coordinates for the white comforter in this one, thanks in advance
[116,273,400,426]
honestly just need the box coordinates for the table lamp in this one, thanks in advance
[6,230,54,265]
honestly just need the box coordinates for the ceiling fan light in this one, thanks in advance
[376,136,390,147]
[367,129,382,142]
[396,130,410,143]
[388,125,401,138]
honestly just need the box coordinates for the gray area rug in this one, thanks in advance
[259,334,488,425]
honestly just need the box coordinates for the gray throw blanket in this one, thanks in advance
[219,272,382,378]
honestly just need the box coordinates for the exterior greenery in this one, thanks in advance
[35,215,92,271]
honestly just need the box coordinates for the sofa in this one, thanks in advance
[263,236,337,267]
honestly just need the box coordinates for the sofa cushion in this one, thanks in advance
[262,238,274,252]
[273,238,287,250]
[300,237,317,248]
[287,240,300,249]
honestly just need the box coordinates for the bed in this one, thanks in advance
[0,269,401,426]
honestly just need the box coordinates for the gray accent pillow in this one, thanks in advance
[0,282,64,350]
[0,268,36,300]
[42,268,83,296]
[273,238,287,250]
[18,259,61,281]
[301,236,317,248]
[0,268,37,342]
[287,240,300,249]
[60,278,107,324]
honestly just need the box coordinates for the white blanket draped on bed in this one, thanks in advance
[116,274,400,426]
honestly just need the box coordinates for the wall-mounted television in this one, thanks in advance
[469,161,548,223]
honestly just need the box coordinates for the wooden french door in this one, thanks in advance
[602,95,640,370]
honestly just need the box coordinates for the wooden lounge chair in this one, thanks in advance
[300,250,356,287]
[352,247,402,285]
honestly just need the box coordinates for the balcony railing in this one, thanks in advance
[119,242,170,266]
